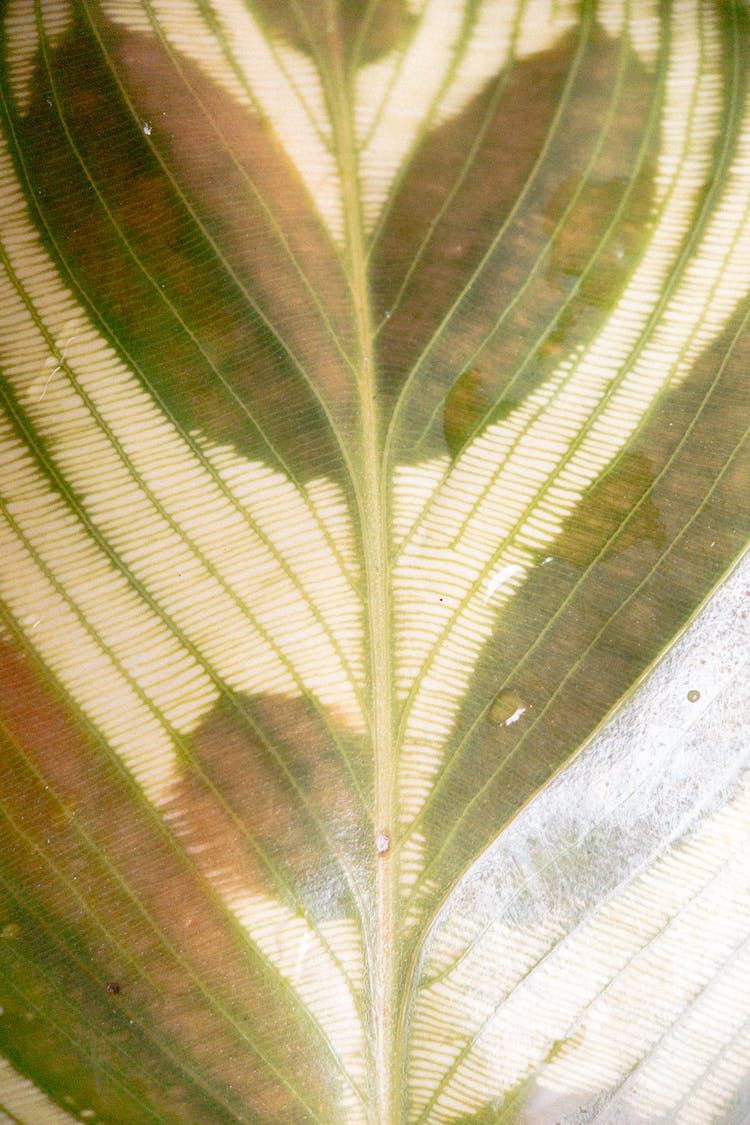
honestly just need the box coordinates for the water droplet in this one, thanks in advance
[489,689,527,727]
[687,689,701,703]
[142,121,152,136]
[375,831,390,855]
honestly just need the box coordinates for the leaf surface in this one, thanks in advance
[0,1,749,1122]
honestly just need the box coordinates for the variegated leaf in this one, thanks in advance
[0,1,749,1122]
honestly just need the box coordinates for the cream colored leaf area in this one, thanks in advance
[1,1,749,1122]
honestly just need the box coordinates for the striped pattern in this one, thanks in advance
[0,1,749,1122]
[409,557,750,1121]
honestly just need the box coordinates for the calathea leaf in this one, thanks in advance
[0,1,749,1122]
[17,10,358,482]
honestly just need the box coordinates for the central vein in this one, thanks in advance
[322,29,398,1125]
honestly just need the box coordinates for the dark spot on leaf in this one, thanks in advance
[413,296,750,908]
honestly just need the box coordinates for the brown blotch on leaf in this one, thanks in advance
[444,365,519,456]
[0,640,346,1120]
[252,0,416,64]
[105,981,121,995]
[553,452,667,569]
[167,693,369,916]
[374,25,659,461]
[17,13,355,482]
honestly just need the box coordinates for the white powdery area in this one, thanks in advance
[407,550,750,1122]
[0,127,364,802]
[105,0,344,242]
[411,788,750,1123]
[225,890,368,1122]
[391,0,750,847]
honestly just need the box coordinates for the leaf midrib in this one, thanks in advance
[316,24,398,1123]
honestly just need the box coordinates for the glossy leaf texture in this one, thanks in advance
[0,1,749,1122]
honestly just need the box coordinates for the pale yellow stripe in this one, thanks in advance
[0,1057,83,1125]
[4,0,74,111]
[226,889,367,1120]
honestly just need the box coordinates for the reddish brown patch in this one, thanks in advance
[373,25,658,460]
[0,641,352,1119]
[167,692,369,918]
[18,14,355,482]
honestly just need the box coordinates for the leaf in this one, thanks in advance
[0,1,749,1122]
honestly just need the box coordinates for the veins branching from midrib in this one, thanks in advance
[316,15,398,1125]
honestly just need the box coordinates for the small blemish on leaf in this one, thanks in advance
[489,689,528,727]
[1,922,21,940]
[687,689,701,703]
[105,981,121,995]
[375,831,390,856]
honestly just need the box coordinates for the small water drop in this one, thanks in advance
[375,831,390,856]
[142,120,152,136]
[489,689,527,727]
[687,689,701,703]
